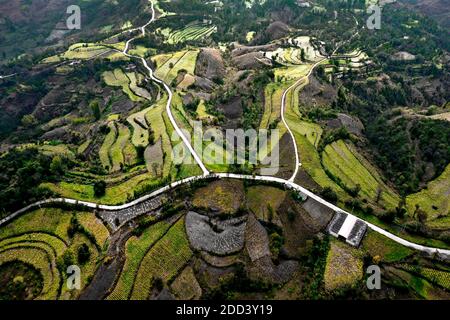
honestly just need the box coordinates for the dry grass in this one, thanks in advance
[324,240,363,291]
[193,180,245,214]
[170,266,202,299]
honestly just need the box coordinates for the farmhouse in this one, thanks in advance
[328,211,367,247]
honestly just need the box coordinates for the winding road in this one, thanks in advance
[121,1,209,176]
[1,1,449,261]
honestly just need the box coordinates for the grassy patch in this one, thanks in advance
[103,69,143,102]
[322,140,400,209]
[406,164,450,223]
[41,173,155,205]
[362,230,413,263]
[324,239,363,291]
[246,186,286,223]
[107,220,174,300]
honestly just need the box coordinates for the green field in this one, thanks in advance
[103,69,143,102]
[0,208,108,299]
[99,122,118,171]
[153,50,199,84]
[127,105,156,147]
[107,220,174,300]
[42,43,110,63]
[275,64,310,82]
[110,123,136,171]
[294,131,346,196]
[261,83,286,130]
[362,230,413,263]
[407,164,450,226]
[130,217,192,299]
[322,140,400,209]
[41,173,156,205]
[163,24,217,45]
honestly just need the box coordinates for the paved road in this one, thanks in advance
[280,58,327,182]
[2,173,449,259]
[1,1,449,262]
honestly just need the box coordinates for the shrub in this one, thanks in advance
[93,181,106,197]
[77,243,91,264]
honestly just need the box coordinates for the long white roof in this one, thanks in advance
[338,215,358,239]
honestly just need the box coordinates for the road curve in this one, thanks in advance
[122,1,209,176]
[280,58,327,182]
[1,172,449,260]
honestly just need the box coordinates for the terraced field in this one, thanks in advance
[163,24,217,45]
[107,220,175,300]
[322,140,400,209]
[362,231,413,263]
[261,83,286,130]
[102,69,145,102]
[246,186,286,224]
[324,239,363,291]
[145,98,173,177]
[0,208,109,300]
[406,164,450,227]
[153,50,199,84]
[99,122,118,171]
[42,43,111,63]
[294,131,346,197]
[41,173,155,205]
[275,64,310,82]
[130,217,193,299]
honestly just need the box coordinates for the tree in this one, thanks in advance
[50,155,64,176]
[93,180,106,197]
[417,210,428,224]
[90,100,101,120]
[21,114,37,127]
[300,48,306,62]
[321,187,338,203]
[77,243,91,264]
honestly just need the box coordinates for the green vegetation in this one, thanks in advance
[322,140,400,209]
[0,208,107,300]
[153,50,198,84]
[130,217,192,299]
[107,220,174,300]
[41,173,155,205]
[103,69,143,102]
[161,24,217,44]
[0,261,44,300]
[407,165,450,225]
[362,231,413,263]
[99,122,118,171]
